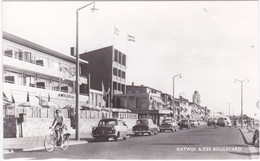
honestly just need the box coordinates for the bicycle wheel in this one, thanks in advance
[60,137,69,150]
[44,135,55,152]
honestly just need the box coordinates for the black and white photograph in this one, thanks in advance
[1,0,259,160]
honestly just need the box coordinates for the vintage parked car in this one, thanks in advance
[92,118,128,141]
[133,118,159,136]
[159,119,179,132]
[178,120,191,129]
[190,120,199,128]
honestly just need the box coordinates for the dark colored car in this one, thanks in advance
[133,119,159,136]
[159,119,179,132]
[178,120,190,129]
[217,118,226,127]
[190,120,199,128]
[92,118,128,141]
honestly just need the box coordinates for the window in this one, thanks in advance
[36,60,44,66]
[136,98,147,109]
[5,70,23,85]
[122,84,125,93]
[114,50,118,62]
[122,55,126,66]
[118,70,121,77]
[113,68,117,76]
[119,52,122,64]
[5,76,15,84]
[113,81,117,90]
[14,51,23,60]
[24,52,32,63]
[24,74,36,87]
[122,71,125,79]
[117,83,121,91]
[4,50,13,57]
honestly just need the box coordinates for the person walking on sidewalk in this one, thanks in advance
[51,109,66,146]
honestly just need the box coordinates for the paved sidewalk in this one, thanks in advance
[3,132,92,154]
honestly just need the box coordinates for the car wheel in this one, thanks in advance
[154,130,157,135]
[148,132,151,136]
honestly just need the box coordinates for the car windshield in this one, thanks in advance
[98,120,118,126]
[162,120,172,123]
[137,120,148,125]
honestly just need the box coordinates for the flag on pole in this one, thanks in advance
[114,27,120,35]
[11,93,15,103]
[128,34,135,42]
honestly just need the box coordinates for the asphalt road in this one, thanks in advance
[4,125,256,159]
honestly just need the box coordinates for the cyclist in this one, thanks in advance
[51,109,66,146]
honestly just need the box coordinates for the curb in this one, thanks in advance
[239,128,259,159]
[239,128,251,144]
[4,140,89,154]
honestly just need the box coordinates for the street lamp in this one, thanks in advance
[234,79,249,129]
[75,1,97,141]
[172,74,182,120]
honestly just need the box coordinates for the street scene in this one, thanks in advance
[2,1,259,160]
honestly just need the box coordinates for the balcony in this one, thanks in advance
[3,56,74,82]
[113,61,126,70]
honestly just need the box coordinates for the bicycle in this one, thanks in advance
[44,126,70,152]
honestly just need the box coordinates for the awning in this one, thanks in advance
[151,96,165,105]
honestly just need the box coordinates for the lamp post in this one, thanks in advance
[234,79,249,129]
[75,1,97,141]
[172,74,181,120]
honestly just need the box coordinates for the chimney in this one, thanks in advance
[132,82,134,86]
[70,47,75,57]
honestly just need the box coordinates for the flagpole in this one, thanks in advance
[111,23,116,108]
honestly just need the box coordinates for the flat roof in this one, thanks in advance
[3,31,88,64]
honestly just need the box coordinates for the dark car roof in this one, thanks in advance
[100,118,118,121]
[137,118,150,121]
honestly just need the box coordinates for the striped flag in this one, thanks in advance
[114,27,120,35]
[128,34,135,42]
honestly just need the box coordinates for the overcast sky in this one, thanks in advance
[2,1,259,118]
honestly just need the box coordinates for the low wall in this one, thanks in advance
[20,118,137,137]
[22,118,72,137]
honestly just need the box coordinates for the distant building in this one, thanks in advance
[193,90,201,105]
[113,84,172,125]
[80,46,127,107]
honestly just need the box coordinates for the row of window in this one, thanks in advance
[113,81,126,92]
[3,49,78,75]
[114,49,126,66]
[3,69,75,93]
[113,67,126,79]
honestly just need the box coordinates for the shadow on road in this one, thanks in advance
[148,143,199,146]
[229,151,259,156]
